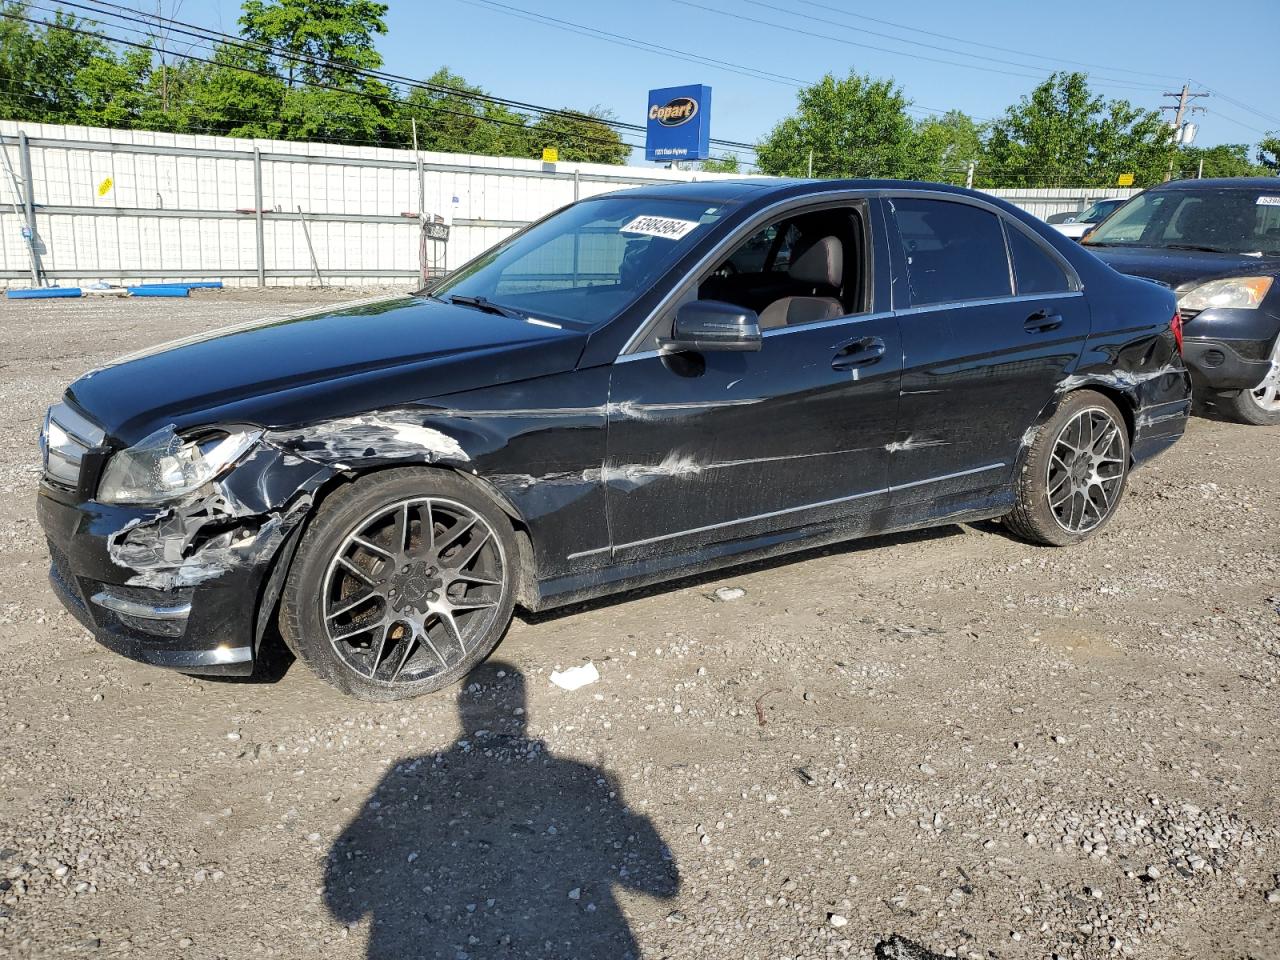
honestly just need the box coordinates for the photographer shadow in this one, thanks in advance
[325,661,678,959]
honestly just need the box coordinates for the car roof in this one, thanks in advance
[1150,177,1280,191]
[604,177,987,204]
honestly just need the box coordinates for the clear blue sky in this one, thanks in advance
[184,0,1278,167]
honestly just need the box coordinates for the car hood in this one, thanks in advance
[67,296,590,443]
[1088,246,1280,291]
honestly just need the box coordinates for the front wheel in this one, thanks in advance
[1005,391,1130,547]
[281,468,518,701]
[1220,339,1280,425]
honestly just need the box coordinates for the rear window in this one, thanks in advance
[1006,226,1072,295]
[892,197,1012,306]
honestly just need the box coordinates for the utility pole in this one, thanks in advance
[1161,83,1208,181]
[965,161,975,190]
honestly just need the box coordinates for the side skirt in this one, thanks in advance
[529,486,1012,612]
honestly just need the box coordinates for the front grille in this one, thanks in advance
[1179,308,1202,324]
[40,401,105,489]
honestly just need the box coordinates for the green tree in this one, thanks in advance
[0,4,149,126]
[756,71,917,179]
[1259,133,1280,172]
[239,0,388,85]
[909,110,984,183]
[1174,143,1268,179]
[235,0,397,145]
[154,47,291,138]
[981,72,1173,187]
[397,68,530,156]
[527,107,629,165]
[700,154,740,173]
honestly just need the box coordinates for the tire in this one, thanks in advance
[1005,391,1130,547]
[1220,342,1280,425]
[280,468,518,701]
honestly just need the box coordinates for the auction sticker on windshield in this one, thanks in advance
[621,215,700,240]
[1257,196,1280,206]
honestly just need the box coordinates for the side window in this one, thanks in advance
[1006,225,1072,295]
[720,223,793,276]
[892,198,1012,306]
[695,206,867,323]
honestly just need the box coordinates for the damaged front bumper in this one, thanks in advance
[36,439,330,676]
[39,489,274,674]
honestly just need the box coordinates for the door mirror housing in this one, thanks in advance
[659,300,762,353]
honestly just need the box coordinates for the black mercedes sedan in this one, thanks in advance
[1082,177,1280,425]
[37,179,1190,700]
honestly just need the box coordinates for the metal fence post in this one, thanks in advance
[18,132,43,285]
[253,146,265,287]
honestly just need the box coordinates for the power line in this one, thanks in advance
[457,0,975,123]
[2,7,662,156]
[1190,82,1280,130]
[455,0,808,94]
[737,0,1170,92]
[666,0,1172,93]
[789,0,1182,85]
[65,0,758,154]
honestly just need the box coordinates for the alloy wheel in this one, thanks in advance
[1046,407,1126,534]
[1249,339,1280,413]
[322,497,506,685]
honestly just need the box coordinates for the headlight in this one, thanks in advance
[97,425,262,505]
[1177,276,1274,311]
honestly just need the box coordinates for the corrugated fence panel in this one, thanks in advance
[0,120,1148,287]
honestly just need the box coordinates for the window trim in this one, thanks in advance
[617,189,876,356]
[616,186,1086,358]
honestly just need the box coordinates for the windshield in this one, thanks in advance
[428,196,727,326]
[1079,199,1122,223]
[1083,188,1280,256]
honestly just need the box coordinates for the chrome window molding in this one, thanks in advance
[615,290,1083,365]
[614,310,898,364]
[894,290,1084,317]
[567,461,1005,559]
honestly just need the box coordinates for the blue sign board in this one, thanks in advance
[645,84,712,162]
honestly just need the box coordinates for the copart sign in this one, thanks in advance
[645,84,712,162]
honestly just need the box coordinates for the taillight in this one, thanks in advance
[1171,309,1184,355]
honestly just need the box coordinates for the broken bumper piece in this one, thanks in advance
[38,487,271,676]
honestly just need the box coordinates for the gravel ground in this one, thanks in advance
[0,291,1278,960]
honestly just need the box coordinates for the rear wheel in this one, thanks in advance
[1005,391,1130,547]
[1220,339,1280,426]
[281,469,518,701]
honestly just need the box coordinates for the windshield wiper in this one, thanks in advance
[1163,243,1230,254]
[447,294,525,318]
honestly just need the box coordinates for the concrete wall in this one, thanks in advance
[0,121,1140,289]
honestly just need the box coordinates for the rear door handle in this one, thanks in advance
[831,336,886,370]
[1024,310,1064,333]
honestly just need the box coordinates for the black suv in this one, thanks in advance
[1083,177,1280,425]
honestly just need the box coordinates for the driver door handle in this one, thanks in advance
[832,336,886,370]
[1024,310,1064,333]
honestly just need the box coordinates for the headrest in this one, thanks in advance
[790,236,843,288]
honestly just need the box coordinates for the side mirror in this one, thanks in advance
[659,300,762,353]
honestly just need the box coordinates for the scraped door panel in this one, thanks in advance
[603,316,901,561]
